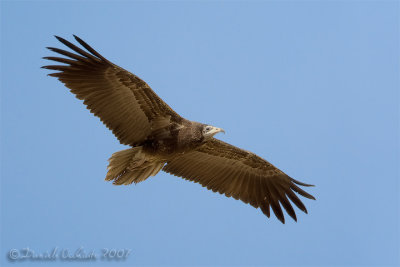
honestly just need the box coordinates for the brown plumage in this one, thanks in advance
[43,35,315,223]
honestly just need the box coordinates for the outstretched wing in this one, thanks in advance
[163,139,315,223]
[43,35,182,146]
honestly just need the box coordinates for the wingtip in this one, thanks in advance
[274,213,285,224]
[291,178,315,187]
[73,34,84,44]
[46,47,59,53]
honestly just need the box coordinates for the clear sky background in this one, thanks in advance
[1,1,399,267]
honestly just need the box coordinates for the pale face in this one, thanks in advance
[202,125,225,139]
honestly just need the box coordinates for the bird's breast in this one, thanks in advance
[142,133,204,158]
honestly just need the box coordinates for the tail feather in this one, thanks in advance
[106,147,165,185]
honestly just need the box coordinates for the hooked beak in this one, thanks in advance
[209,127,225,136]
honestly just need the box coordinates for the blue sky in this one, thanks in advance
[1,1,399,266]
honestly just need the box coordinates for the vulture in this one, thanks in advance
[42,35,315,223]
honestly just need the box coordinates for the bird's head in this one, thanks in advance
[202,125,225,139]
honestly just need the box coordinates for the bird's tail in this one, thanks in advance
[105,147,165,185]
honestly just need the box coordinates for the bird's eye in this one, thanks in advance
[206,126,211,131]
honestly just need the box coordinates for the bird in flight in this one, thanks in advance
[43,35,315,223]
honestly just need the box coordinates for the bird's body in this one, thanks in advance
[142,120,205,156]
[43,35,315,223]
